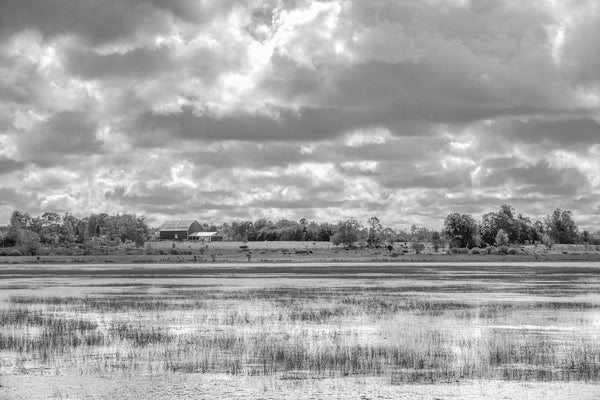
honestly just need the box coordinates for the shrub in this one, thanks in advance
[449,247,459,254]
[411,242,425,254]
[169,248,180,255]
[495,229,510,247]
[490,248,499,255]
[458,247,469,254]
[508,248,518,255]
[498,246,509,255]
[485,246,494,254]
[6,248,22,256]
[470,247,481,255]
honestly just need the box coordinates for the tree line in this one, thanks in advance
[0,211,148,253]
[1,205,599,256]
[443,205,595,248]
[196,217,443,247]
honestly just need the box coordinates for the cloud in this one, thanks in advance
[14,111,102,164]
[484,160,590,196]
[491,118,600,147]
[129,105,356,144]
[0,0,184,45]
[0,0,599,229]
[0,157,26,174]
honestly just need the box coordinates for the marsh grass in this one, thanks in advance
[1,265,599,383]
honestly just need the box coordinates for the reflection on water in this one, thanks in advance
[0,262,599,389]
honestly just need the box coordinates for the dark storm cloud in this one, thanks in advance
[0,0,250,45]
[181,144,314,169]
[494,118,600,147]
[382,171,472,190]
[478,160,590,196]
[130,106,356,144]
[481,157,521,169]
[249,199,345,210]
[0,0,169,44]
[0,188,24,205]
[260,53,324,100]
[15,111,102,164]
[0,157,26,174]
[0,79,32,104]
[104,185,191,207]
[65,47,173,79]
[560,5,600,84]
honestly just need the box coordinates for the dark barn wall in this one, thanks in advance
[159,230,189,240]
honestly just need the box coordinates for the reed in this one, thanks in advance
[1,266,599,383]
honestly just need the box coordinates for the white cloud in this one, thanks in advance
[0,0,598,229]
[345,128,392,148]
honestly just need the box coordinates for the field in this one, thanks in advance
[1,262,599,399]
[3,240,600,265]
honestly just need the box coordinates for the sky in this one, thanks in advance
[0,0,599,229]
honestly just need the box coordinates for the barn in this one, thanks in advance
[189,232,223,242]
[159,220,202,240]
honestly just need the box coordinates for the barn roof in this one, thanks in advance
[189,232,222,237]
[159,220,198,231]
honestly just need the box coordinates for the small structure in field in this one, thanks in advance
[189,232,223,242]
[159,220,202,240]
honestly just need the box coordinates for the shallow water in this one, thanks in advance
[1,262,599,399]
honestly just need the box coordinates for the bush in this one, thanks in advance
[485,246,494,254]
[490,248,499,255]
[470,247,481,255]
[495,229,510,247]
[6,248,23,256]
[498,246,509,255]
[508,248,518,255]
[449,247,459,254]
[411,242,425,254]
[458,247,469,254]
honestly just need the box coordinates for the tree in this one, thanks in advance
[480,204,539,245]
[367,216,382,247]
[542,233,554,249]
[443,213,478,248]
[581,230,590,244]
[60,213,78,244]
[10,211,32,229]
[546,209,578,244]
[332,218,362,247]
[20,230,41,255]
[432,231,444,252]
[495,229,509,246]
[411,242,425,254]
[36,212,62,244]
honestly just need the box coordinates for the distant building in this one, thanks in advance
[189,232,223,242]
[159,220,202,240]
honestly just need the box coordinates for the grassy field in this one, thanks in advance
[0,262,599,399]
[2,240,600,265]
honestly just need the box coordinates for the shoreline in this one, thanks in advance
[1,252,600,265]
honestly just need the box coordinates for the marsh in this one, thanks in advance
[0,262,599,399]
